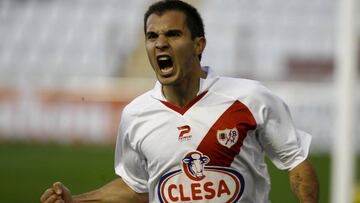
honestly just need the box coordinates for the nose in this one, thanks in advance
[155,35,169,50]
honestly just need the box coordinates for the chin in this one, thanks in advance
[156,72,179,85]
[157,76,179,86]
[158,79,176,86]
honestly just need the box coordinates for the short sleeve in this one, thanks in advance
[256,87,312,171]
[114,108,149,193]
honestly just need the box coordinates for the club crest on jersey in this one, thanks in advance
[217,128,239,148]
[158,151,245,203]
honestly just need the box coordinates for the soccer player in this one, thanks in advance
[40,1,319,202]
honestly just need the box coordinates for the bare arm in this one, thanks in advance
[288,159,319,203]
[40,177,149,203]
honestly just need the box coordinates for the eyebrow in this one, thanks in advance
[165,29,182,36]
[146,29,183,37]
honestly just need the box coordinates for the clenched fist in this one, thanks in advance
[40,182,73,203]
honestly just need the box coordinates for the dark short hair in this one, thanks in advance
[144,0,205,60]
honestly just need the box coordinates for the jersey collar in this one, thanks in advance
[151,66,219,101]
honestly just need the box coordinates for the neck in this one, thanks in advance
[162,68,207,108]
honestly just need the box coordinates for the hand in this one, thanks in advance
[40,182,73,203]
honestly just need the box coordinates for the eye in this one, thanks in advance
[146,32,158,40]
[166,30,182,38]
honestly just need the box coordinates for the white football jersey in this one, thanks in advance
[115,68,311,203]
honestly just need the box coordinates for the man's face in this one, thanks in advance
[145,10,202,86]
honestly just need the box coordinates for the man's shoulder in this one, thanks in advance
[212,76,270,97]
[215,76,289,113]
[122,90,157,117]
[217,76,261,86]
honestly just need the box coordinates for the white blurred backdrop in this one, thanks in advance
[0,0,359,153]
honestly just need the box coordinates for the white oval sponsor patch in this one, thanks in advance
[158,151,245,203]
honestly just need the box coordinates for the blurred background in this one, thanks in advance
[0,0,359,202]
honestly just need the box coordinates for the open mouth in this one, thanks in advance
[157,55,174,74]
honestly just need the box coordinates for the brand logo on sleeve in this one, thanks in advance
[158,151,245,203]
[216,128,239,148]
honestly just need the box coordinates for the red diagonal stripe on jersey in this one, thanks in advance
[161,91,207,115]
[197,100,257,167]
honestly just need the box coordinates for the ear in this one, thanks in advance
[204,157,210,164]
[194,37,206,56]
[201,155,210,164]
[183,157,191,164]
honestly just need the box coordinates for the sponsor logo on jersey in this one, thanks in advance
[158,151,245,203]
[177,125,192,142]
[182,151,210,181]
[216,128,239,148]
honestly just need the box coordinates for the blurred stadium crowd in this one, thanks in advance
[0,0,359,152]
